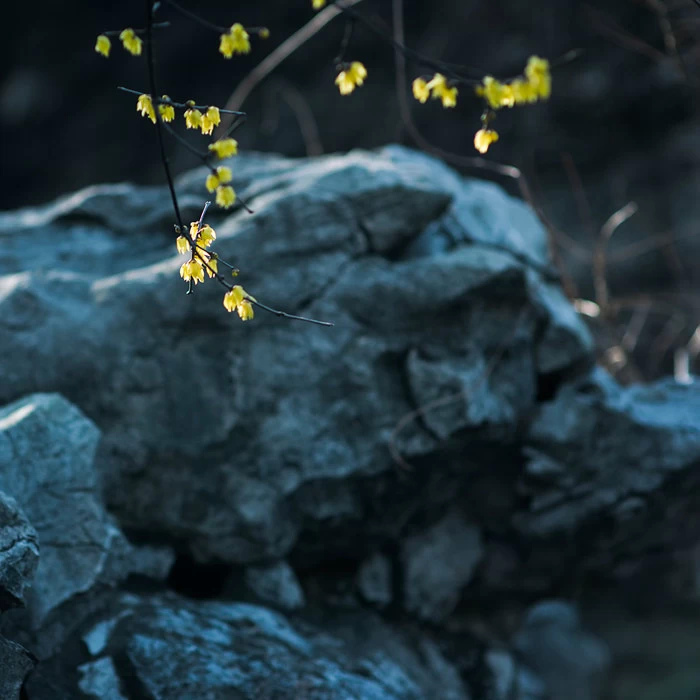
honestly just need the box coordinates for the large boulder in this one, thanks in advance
[0,146,594,578]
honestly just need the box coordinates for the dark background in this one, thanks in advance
[2,0,699,378]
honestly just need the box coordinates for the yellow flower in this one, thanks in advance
[208,138,238,158]
[136,94,156,123]
[237,299,255,321]
[216,185,236,209]
[215,166,232,184]
[439,85,458,108]
[426,73,458,108]
[219,23,251,58]
[473,128,499,154]
[201,106,221,135]
[335,62,367,95]
[95,35,111,58]
[510,78,538,104]
[525,55,551,100]
[259,28,270,39]
[185,108,203,130]
[412,78,430,103]
[205,173,219,193]
[197,224,217,249]
[206,257,218,278]
[119,28,142,56]
[180,259,205,284]
[478,76,514,109]
[313,0,326,9]
[176,236,190,255]
[223,285,256,320]
[223,285,245,311]
[158,100,175,122]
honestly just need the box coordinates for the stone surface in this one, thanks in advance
[512,369,700,584]
[0,635,35,700]
[0,146,595,575]
[357,552,393,608]
[0,393,169,659]
[3,147,699,698]
[0,491,38,612]
[70,592,470,700]
[78,656,128,700]
[401,510,482,622]
[244,560,305,610]
[514,601,610,700]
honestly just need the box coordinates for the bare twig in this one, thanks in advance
[592,201,638,313]
[218,0,366,133]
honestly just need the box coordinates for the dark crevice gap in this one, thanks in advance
[166,553,233,600]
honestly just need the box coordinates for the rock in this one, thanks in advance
[514,369,700,581]
[0,491,39,612]
[357,552,393,607]
[513,600,610,700]
[401,510,483,622]
[0,147,594,571]
[0,394,131,658]
[244,560,305,610]
[0,635,35,700]
[78,656,128,700]
[61,591,471,699]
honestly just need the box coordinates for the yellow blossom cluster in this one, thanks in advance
[476,55,551,109]
[312,0,326,9]
[219,23,250,58]
[94,28,143,58]
[412,73,458,108]
[223,285,256,321]
[184,103,222,134]
[177,221,218,285]
[469,55,552,154]
[335,62,367,95]
[176,220,255,320]
[208,138,238,158]
[205,137,239,209]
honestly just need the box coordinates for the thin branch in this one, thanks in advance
[144,0,184,232]
[117,86,245,115]
[218,0,366,128]
[163,0,226,32]
[592,201,638,313]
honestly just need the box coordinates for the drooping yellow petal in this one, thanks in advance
[473,128,499,154]
[335,62,367,95]
[201,106,221,136]
[158,102,175,122]
[95,35,111,58]
[216,185,236,209]
[176,236,190,255]
[119,28,143,56]
[136,94,156,123]
[219,23,250,58]
[185,108,203,129]
[208,138,238,158]
[215,166,232,184]
[412,78,430,103]
[205,173,220,193]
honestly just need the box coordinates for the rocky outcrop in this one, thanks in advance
[1,147,698,697]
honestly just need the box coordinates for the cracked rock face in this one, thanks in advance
[0,491,38,613]
[0,394,134,659]
[3,145,699,698]
[0,146,594,572]
[31,591,469,700]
